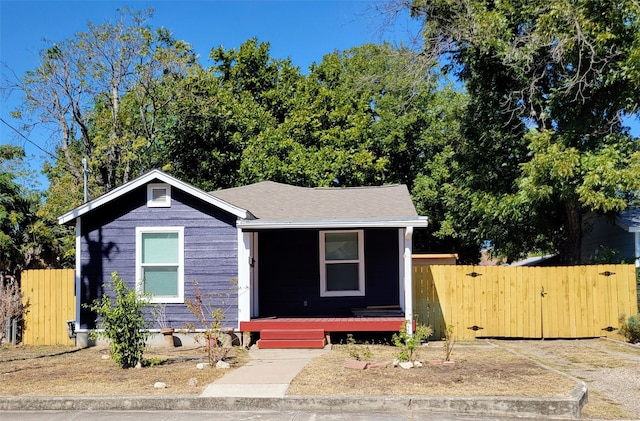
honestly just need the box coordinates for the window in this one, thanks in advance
[147,183,171,207]
[320,230,365,297]
[136,227,184,303]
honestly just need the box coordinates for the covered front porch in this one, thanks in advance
[240,316,412,349]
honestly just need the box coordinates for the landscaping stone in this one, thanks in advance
[368,361,389,369]
[196,362,210,369]
[216,360,231,369]
[153,382,166,389]
[392,358,400,367]
[414,361,423,368]
[399,361,414,369]
[344,359,368,370]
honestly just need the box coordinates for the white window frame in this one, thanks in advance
[147,183,171,208]
[136,226,184,303]
[319,230,365,297]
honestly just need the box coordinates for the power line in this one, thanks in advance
[0,117,58,161]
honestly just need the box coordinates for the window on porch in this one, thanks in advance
[319,230,365,297]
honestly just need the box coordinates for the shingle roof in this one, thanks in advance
[210,181,419,222]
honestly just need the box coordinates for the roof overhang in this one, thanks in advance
[236,216,429,230]
[58,169,248,225]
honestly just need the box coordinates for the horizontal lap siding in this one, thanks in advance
[80,186,238,330]
[258,228,399,317]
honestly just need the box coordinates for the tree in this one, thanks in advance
[399,0,640,263]
[163,39,299,191]
[11,7,195,199]
[0,146,65,276]
[241,43,466,191]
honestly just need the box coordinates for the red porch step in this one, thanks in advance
[258,329,326,349]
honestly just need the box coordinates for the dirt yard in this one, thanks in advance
[0,338,638,419]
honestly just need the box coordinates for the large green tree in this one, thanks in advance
[240,43,466,191]
[0,146,67,276]
[403,0,640,263]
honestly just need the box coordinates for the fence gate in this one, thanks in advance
[21,269,75,345]
[413,264,638,340]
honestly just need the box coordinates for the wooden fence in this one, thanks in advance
[413,264,639,340]
[18,265,640,345]
[21,269,75,346]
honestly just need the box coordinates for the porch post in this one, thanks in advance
[75,218,81,333]
[237,228,252,327]
[404,226,414,334]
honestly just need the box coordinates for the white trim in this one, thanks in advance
[237,217,428,230]
[147,183,171,208]
[403,226,414,334]
[135,226,185,303]
[58,169,247,224]
[319,230,365,297]
[237,229,252,325]
[75,218,82,330]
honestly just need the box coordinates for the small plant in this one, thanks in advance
[152,303,171,330]
[85,272,152,369]
[392,321,433,362]
[443,324,456,361]
[0,275,28,344]
[618,313,640,344]
[345,333,373,361]
[184,279,236,365]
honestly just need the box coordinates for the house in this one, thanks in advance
[58,170,428,348]
[581,210,640,266]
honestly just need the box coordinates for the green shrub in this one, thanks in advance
[85,272,152,368]
[392,322,433,362]
[618,313,640,344]
[345,333,373,361]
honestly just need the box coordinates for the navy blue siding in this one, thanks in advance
[79,184,238,329]
[257,229,400,317]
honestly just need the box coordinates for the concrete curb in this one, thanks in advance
[0,382,588,419]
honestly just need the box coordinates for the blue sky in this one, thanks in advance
[0,0,419,188]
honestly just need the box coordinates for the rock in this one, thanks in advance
[216,360,231,369]
[344,359,368,370]
[153,382,166,389]
[368,361,389,369]
[414,361,423,368]
[101,355,110,360]
[399,361,414,369]
[186,377,198,387]
[392,358,400,367]
[196,362,210,369]
[135,362,142,369]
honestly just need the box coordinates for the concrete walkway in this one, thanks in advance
[200,346,330,398]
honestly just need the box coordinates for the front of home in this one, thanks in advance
[59,170,428,348]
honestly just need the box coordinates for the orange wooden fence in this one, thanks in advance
[21,269,75,345]
[414,264,639,340]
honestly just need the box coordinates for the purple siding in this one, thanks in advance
[79,184,238,329]
[257,228,400,317]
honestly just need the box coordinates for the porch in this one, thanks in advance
[240,316,410,349]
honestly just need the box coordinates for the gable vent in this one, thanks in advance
[147,183,171,207]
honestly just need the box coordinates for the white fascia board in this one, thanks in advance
[58,169,248,224]
[236,217,429,230]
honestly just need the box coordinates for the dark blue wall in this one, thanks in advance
[79,183,238,329]
[257,228,400,317]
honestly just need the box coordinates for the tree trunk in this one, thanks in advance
[559,199,583,264]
